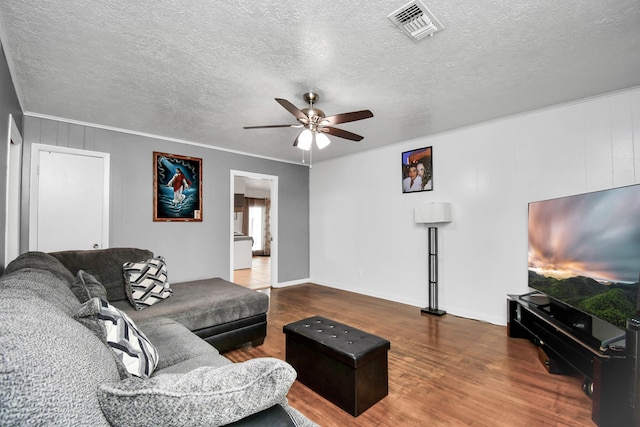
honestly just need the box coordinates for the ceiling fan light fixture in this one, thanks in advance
[297,129,313,150]
[244,92,373,156]
[315,132,331,149]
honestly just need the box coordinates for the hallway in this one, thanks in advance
[233,256,270,290]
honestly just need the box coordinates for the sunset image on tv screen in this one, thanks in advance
[528,184,640,328]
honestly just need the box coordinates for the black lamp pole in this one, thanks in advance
[421,226,446,316]
[414,202,451,317]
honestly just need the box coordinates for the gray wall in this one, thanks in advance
[0,43,23,271]
[21,116,309,283]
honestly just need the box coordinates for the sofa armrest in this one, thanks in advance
[97,358,298,426]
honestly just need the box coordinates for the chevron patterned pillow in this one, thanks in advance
[76,298,159,379]
[122,256,173,310]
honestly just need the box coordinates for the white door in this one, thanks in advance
[29,144,110,252]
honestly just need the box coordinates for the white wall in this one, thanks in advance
[310,87,640,325]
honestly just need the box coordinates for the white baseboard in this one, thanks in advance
[272,278,311,288]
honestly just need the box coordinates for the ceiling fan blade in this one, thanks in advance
[321,110,373,126]
[275,98,308,123]
[320,126,365,141]
[243,124,302,129]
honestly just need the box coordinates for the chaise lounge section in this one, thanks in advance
[49,247,268,352]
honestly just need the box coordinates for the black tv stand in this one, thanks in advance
[507,294,633,427]
[518,291,551,307]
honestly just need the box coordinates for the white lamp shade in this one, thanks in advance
[415,202,452,224]
[297,129,312,150]
[315,132,331,149]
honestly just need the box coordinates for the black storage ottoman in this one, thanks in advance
[283,315,390,416]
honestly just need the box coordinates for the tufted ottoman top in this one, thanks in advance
[283,315,390,368]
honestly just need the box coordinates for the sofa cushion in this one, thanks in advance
[71,270,108,303]
[123,256,173,310]
[76,298,159,378]
[153,352,235,376]
[0,289,118,426]
[112,277,269,333]
[97,358,296,427]
[136,317,230,373]
[50,248,154,302]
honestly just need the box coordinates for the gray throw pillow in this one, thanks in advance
[70,270,108,303]
[97,358,297,427]
[122,256,172,310]
[75,298,158,378]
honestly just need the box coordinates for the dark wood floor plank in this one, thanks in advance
[225,284,593,426]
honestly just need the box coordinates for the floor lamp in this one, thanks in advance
[415,202,452,316]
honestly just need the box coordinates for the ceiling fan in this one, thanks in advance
[243,92,374,150]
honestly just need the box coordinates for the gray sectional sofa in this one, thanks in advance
[0,249,317,426]
[49,247,269,353]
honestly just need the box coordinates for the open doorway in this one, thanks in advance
[230,170,278,290]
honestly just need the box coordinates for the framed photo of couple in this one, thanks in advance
[153,151,202,221]
[401,146,433,193]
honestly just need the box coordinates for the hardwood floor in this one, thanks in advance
[233,256,271,290]
[224,284,596,427]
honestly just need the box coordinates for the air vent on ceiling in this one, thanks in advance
[388,1,444,41]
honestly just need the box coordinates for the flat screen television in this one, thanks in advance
[527,184,640,334]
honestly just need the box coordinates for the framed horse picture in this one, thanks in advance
[153,152,202,221]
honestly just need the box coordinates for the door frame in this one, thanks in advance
[230,170,278,285]
[4,114,22,265]
[28,143,110,251]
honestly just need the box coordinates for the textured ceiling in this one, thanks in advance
[0,0,639,164]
